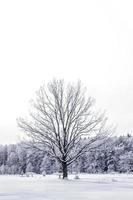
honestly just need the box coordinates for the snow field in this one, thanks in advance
[0,174,133,200]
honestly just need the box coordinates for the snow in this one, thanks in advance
[0,174,133,199]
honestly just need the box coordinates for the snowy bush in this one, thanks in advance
[74,175,80,179]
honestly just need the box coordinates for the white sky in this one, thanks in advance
[0,0,133,144]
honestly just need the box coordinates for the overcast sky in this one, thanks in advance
[0,0,133,144]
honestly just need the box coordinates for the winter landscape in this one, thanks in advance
[1,0,133,199]
[1,134,133,199]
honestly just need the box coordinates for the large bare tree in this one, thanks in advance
[17,80,111,178]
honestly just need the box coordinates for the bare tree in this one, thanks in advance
[17,80,112,179]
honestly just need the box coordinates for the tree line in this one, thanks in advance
[0,135,133,175]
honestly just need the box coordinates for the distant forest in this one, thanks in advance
[0,135,133,175]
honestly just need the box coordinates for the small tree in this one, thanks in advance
[17,79,111,179]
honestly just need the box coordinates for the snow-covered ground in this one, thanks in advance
[0,173,133,200]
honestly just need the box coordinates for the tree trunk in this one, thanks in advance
[62,161,68,179]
